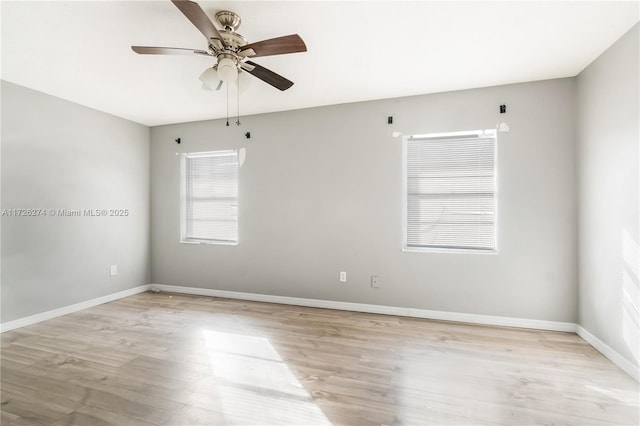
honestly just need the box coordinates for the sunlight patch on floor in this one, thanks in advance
[202,329,332,425]
[584,384,640,406]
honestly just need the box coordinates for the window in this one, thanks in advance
[181,150,239,244]
[403,129,497,252]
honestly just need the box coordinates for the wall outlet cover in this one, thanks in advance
[371,275,380,288]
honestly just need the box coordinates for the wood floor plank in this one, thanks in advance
[0,381,80,425]
[1,364,93,404]
[1,413,50,426]
[161,404,228,426]
[2,291,638,425]
[0,343,60,367]
[51,405,157,426]
[1,409,22,425]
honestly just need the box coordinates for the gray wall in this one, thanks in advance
[576,24,639,366]
[151,78,578,322]
[1,81,150,323]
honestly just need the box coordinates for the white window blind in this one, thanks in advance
[181,150,238,244]
[404,130,496,252]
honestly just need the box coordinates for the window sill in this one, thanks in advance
[402,247,498,255]
[180,239,238,246]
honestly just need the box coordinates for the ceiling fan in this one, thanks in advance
[131,0,307,91]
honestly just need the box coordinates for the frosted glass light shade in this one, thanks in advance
[199,67,220,90]
[217,57,238,82]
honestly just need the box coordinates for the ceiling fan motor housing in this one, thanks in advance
[214,30,248,52]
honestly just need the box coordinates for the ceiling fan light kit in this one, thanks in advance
[199,66,220,90]
[217,56,238,82]
[131,0,307,92]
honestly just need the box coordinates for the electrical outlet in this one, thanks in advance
[371,275,380,288]
[110,265,118,276]
[339,271,347,282]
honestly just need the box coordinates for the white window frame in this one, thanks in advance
[180,150,239,245]
[402,129,497,254]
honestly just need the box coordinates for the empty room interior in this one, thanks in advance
[1,1,639,425]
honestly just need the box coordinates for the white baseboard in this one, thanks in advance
[0,285,150,333]
[4,283,636,383]
[576,325,639,381]
[149,284,577,333]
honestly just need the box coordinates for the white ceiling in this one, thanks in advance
[2,1,638,127]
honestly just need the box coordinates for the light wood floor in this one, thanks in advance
[1,292,638,426]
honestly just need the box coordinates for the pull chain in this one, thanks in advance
[236,76,241,126]
[225,82,230,127]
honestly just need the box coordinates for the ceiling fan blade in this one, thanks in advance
[242,61,294,91]
[131,46,209,56]
[239,34,306,58]
[171,0,225,46]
